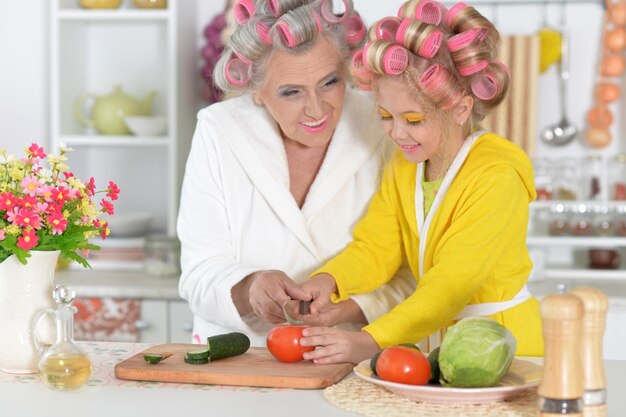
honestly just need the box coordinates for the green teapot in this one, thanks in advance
[74,86,156,135]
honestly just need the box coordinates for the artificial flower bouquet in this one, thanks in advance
[0,143,119,266]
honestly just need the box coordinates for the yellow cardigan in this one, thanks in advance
[314,132,543,356]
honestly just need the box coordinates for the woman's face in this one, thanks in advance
[254,36,346,150]
[375,76,446,165]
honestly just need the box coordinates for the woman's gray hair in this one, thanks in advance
[213,0,364,96]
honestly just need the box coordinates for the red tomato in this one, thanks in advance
[375,346,431,385]
[266,325,314,363]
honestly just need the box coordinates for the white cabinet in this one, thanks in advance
[49,0,196,238]
[168,299,194,343]
[136,299,192,343]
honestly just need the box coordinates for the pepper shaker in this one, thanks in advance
[571,287,609,417]
[539,294,585,416]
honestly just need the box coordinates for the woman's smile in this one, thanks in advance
[299,113,330,134]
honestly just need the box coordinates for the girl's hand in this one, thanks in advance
[295,299,366,327]
[300,273,337,315]
[300,327,380,365]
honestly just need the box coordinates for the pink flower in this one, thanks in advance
[0,192,17,211]
[34,202,49,215]
[51,186,71,204]
[99,221,109,240]
[106,181,120,201]
[19,196,39,210]
[86,177,96,197]
[21,176,43,197]
[17,228,39,250]
[0,229,5,241]
[38,185,55,202]
[15,209,42,230]
[6,207,20,223]
[46,212,67,235]
[28,143,46,159]
[100,199,114,215]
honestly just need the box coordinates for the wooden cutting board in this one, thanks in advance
[114,344,354,389]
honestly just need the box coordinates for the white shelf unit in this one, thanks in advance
[528,200,626,281]
[50,0,183,238]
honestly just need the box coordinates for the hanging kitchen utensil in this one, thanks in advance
[540,22,577,146]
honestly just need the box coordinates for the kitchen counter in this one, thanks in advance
[1,342,625,417]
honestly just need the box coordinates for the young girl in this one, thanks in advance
[298,0,543,364]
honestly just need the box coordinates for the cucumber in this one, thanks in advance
[143,354,164,364]
[184,356,209,365]
[186,348,210,360]
[207,332,250,361]
[369,350,382,376]
[427,347,440,384]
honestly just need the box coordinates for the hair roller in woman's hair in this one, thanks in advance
[470,72,498,100]
[275,7,322,48]
[362,40,409,75]
[343,13,366,45]
[267,0,307,18]
[368,17,402,41]
[320,0,353,24]
[256,21,272,45]
[225,57,251,86]
[447,28,487,52]
[458,59,488,76]
[419,63,464,109]
[396,18,443,59]
[233,0,256,25]
[415,0,448,25]
[351,49,373,90]
[445,2,468,28]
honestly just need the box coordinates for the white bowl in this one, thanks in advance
[124,115,167,136]
[103,212,154,237]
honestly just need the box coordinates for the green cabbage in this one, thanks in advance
[438,317,517,387]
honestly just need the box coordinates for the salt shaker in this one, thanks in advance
[570,287,609,417]
[539,294,584,416]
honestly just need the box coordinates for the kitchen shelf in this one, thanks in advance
[539,267,626,280]
[530,200,626,209]
[528,236,626,247]
[60,135,170,147]
[57,10,170,21]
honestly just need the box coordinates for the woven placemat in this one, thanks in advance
[324,377,539,417]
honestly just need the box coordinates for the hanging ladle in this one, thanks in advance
[541,24,577,146]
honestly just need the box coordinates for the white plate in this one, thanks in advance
[354,358,542,404]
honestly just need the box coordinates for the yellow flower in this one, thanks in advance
[6,225,20,235]
[9,166,24,182]
[67,177,85,189]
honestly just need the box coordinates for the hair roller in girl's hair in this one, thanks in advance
[368,17,402,41]
[343,13,366,45]
[445,2,468,28]
[471,72,498,100]
[396,18,443,59]
[447,28,487,52]
[494,60,510,77]
[225,57,251,87]
[362,40,409,75]
[233,0,256,25]
[419,63,464,109]
[350,50,373,90]
[320,0,353,24]
[415,0,448,25]
[458,59,488,76]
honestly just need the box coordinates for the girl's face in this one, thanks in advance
[254,36,346,150]
[375,76,446,165]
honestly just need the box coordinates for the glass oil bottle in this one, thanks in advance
[33,285,92,390]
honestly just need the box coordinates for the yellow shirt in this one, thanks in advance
[313,132,543,356]
[422,176,443,217]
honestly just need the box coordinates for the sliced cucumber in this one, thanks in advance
[184,356,209,365]
[144,354,164,364]
[369,350,382,376]
[186,348,210,360]
[207,332,250,361]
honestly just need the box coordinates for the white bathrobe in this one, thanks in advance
[177,88,415,347]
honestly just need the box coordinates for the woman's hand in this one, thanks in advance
[300,327,380,365]
[233,270,310,324]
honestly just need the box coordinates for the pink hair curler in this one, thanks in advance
[320,0,350,24]
[383,45,409,75]
[415,0,448,25]
[256,21,272,45]
[419,63,443,92]
[267,0,279,17]
[361,41,373,70]
[233,48,252,65]
[395,18,412,44]
[343,13,366,44]
[225,57,251,87]
[458,59,488,76]
[374,17,401,41]
[419,29,443,58]
[276,22,296,47]
[351,49,373,84]
[471,72,498,100]
[233,0,256,25]
[312,9,323,33]
[447,28,487,52]
[446,2,468,27]
[419,63,463,109]
[494,60,511,77]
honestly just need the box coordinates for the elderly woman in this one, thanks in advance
[299,0,543,364]
[177,0,415,346]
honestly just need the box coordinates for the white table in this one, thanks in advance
[1,342,625,417]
